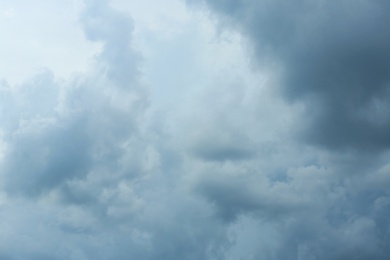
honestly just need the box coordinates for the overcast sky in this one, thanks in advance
[1,0,390,259]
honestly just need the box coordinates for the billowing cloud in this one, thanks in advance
[1,0,390,259]
[0,1,228,259]
[194,0,390,151]
[184,0,390,259]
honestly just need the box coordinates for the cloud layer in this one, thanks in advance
[1,0,390,259]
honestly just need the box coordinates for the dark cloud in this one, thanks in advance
[190,160,390,259]
[1,115,91,196]
[2,0,390,259]
[196,0,390,151]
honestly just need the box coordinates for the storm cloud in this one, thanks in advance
[185,0,390,259]
[196,0,390,151]
[1,0,390,259]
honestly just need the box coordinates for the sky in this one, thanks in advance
[1,0,390,259]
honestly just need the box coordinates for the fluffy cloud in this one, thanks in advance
[0,1,228,259]
[1,0,390,259]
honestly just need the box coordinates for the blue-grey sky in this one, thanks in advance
[1,0,390,259]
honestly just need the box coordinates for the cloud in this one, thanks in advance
[0,1,229,259]
[195,0,390,151]
[183,0,390,259]
[189,158,390,259]
[0,0,145,197]
[188,121,256,162]
[2,0,390,259]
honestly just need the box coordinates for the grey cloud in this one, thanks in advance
[189,125,256,162]
[196,0,390,151]
[3,0,390,259]
[192,160,390,259]
[0,1,232,259]
[195,173,301,222]
[80,0,142,90]
[179,78,271,163]
[2,116,91,196]
[184,1,390,254]
[0,4,142,196]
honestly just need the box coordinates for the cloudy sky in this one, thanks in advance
[1,0,390,259]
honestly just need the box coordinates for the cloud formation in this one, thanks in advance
[0,1,228,259]
[184,0,390,259]
[196,0,390,151]
[1,0,390,259]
